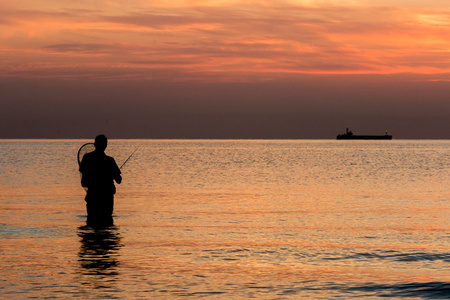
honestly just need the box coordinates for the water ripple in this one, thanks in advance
[345,281,450,299]
[325,251,450,263]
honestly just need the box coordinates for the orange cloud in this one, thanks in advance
[1,1,450,81]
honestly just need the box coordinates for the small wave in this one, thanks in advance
[324,250,450,263]
[345,281,450,299]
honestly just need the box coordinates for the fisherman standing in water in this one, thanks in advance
[79,135,122,223]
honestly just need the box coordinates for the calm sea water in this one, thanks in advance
[1,139,449,299]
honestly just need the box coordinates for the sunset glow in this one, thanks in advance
[1,0,449,139]
[2,1,450,81]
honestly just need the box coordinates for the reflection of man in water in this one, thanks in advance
[78,225,122,278]
[79,135,122,222]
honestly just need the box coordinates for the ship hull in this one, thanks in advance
[337,135,392,140]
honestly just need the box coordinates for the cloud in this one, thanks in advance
[1,1,450,81]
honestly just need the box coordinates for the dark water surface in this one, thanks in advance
[1,140,449,299]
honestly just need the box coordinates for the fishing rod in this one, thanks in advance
[120,147,139,169]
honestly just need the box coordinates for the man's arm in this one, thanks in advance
[112,158,122,184]
[79,157,89,187]
[115,174,122,184]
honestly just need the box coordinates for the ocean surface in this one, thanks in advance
[0,139,449,299]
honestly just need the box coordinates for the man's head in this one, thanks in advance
[94,134,108,152]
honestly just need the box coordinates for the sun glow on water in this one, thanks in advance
[0,139,449,298]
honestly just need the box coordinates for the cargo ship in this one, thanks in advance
[337,128,392,140]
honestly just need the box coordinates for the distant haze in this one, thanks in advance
[0,1,449,139]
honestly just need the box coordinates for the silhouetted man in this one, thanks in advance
[79,135,122,223]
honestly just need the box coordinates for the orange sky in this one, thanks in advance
[2,0,450,81]
[0,0,449,138]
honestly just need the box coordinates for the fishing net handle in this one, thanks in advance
[77,143,95,166]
